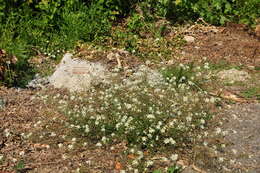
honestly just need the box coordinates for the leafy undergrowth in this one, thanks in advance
[28,63,222,172]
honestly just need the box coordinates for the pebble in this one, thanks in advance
[184,35,195,43]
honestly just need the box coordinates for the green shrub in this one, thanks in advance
[0,0,114,87]
[0,0,259,87]
[192,0,260,25]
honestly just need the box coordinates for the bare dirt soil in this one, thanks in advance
[180,23,260,67]
[0,25,260,173]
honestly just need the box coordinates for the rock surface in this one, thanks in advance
[221,103,260,173]
[48,53,112,92]
[45,53,163,92]
[217,68,251,82]
[184,35,195,43]
[123,65,163,87]
[26,74,49,89]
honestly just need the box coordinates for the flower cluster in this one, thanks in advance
[51,63,215,152]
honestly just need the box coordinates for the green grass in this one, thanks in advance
[242,87,260,100]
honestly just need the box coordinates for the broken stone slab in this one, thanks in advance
[48,53,112,92]
[217,68,251,82]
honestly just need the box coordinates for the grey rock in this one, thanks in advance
[47,53,165,92]
[48,53,113,92]
[217,68,251,82]
[123,65,164,87]
[27,73,49,89]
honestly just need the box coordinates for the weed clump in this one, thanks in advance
[42,63,217,171]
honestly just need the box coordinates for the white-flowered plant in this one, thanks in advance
[46,63,216,154]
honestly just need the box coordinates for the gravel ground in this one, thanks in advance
[221,103,260,173]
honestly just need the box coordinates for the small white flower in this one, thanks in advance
[183,96,188,102]
[169,138,176,145]
[96,142,102,147]
[170,154,178,161]
[19,151,25,156]
[72,138,77,142]
[50,132,56,137]
[222,130,228,136]
[142,137,147,142]
[132,159,138,166]
[148,134,153,138]
[101,136,107,143]
[204,63,209,69]
[218,157,224,162]
[125,104,132,109]
[210,97,215,103]
[164,138,170,144]
[230,159,235,164]
[58,143,63,148]
[215,127,222,135]
[4,129,10,137]
[148,128,155,134]
[186,116,192,122]
[147,114,155,119]
[203,141,208,146]
[160,127,166,133]
[70,95,75,100]
[137,151,143,159]
[204,132,208,136]
[146,160,154,167]
[62,154,68,159]
[130,148,135,153]
[68,144,74,150]
[85,126,90,133]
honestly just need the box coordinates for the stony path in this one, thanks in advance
[221,103,260,173]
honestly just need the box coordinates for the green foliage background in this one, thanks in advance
[0,0,259,87]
